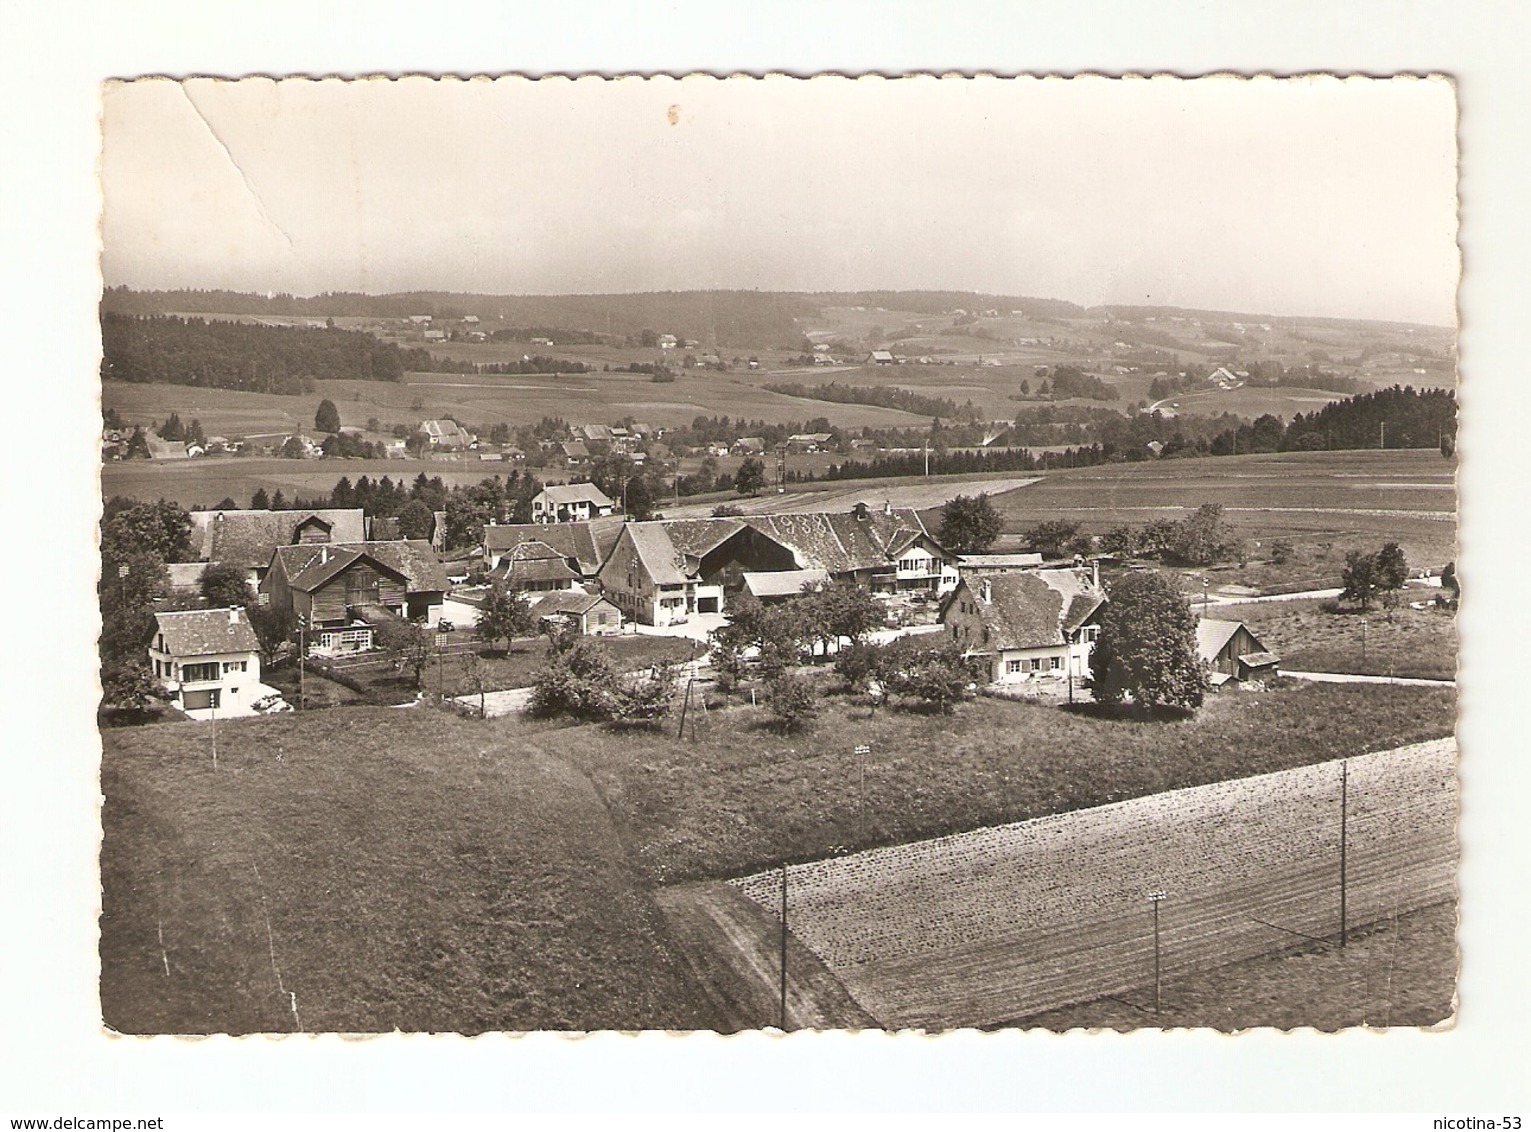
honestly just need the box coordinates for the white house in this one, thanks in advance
[940,569,1105,685]
[148,607,269,720]
[531,482,616,524]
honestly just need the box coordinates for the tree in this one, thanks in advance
[624,472,661,521]
[397,498,436,541]
[766,673,818,733]
[880,637,975,714]
[125,426,151,460]
[475,581,535,654]
[458,652,489,718]
[101,497,193,564]
[158,412,185,441]
[250,487,271,510]
[734,457,768,496]
[315,398,342,434]
[280,436,308,459]
[1340,550,1380,610]
[198,562,252,609]
[1171,503,1242,567]
[101,657,161,714]
[245,603,295,667]
[1375,541,1409,593]
[1024,519,1084,558]
[374,617,432,691]
[1268,539,1296,566]
[802,578,884,655]
[1088,571,1206,714]
[529,639,620,721]
[938,493,1003,553]
[97,548,167,667]
[611,663,677,728]
[212,496,238,511]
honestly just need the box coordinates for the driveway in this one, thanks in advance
[1283,670,1455,688]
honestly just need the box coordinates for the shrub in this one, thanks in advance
[529,639,620,721]
[766,673,819,733]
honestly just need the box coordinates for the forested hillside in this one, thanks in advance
[100,313,410,393]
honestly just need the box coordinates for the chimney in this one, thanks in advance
[228,608,238,624]
[981,577,992,605]
[321,546,329,565]
[1092,559,1100,590]
[883,498,892,515]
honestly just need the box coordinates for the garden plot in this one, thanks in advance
[729,739,1455,1029]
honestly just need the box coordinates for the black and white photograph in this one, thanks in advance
[90,73,1465,1038]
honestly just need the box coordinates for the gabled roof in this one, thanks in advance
[1196,618,1245,662]
[742,508,933,574]
[661,518,746,558]
[190,509,367,567]
[538,482,613,508]
[530,590,613,617]
[950,570,1105,651]
[271,540,447,595]
[492,541,581,585]
[153,607,259,657]
[481,522,606,575]
[289,549,392,593]
[560,441,590,459]
[618,523,694,586]
[742,569,830,598]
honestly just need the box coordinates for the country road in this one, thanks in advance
[721,738,1456,1029]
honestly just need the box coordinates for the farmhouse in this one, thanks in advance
[868,350,896,365]
[262,540,448,653]
[597,518,799,627]
[743,504,959,595]
[1196,618,1281,687]
[145,435,189,460]
[188,508,368,586]
[479,520,618,578]
[489,540,583,595]
[559,441,591,466]
[531,482,616,524]
[420,419,475,450]
[148,607,268,720]
[529,589,622,637]
[786,432,834,452]
[941,569,1105,685]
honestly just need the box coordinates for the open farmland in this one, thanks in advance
[976,449,1458,589]
[722,739,1455,1029]
[1214,597,1459,681]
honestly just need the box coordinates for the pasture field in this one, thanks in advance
[1214,597,1459,682]
[543,679,1455,886]
[726,739,1455,1028]
[99,708,711,1034]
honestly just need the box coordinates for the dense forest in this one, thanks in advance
[762,381,981,420]
[100,313,410,392]
[1282,385,1456,451]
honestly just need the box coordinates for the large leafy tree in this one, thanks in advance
[1171,503,1242,566]
[801,578,883,655]
[315,398,342,434]
[396,498,436,541]
[245,603,295,667]
[1088,571,1206,714]
[1024,518,1090,558]
[1376,541,1409,592]
[198,562,253,609]
[938,493,1003,553]
[879,637,977,714]
[734,457,767,496]
[475,581,535,654]
[1340,549,1380,610]
[102,497,192,564]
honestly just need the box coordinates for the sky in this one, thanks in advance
[100,74,1460,325]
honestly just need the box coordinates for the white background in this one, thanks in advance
[0,0,1526,1115]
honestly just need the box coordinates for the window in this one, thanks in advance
[1049,656,1062,671]
[182,662,220,683]
[1086,626,1100,642]
[1029,657,1043,672]
[1007,659,1023,674]
[223,660,248,673]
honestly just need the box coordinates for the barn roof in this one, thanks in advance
[481,522,605,574]
[620,523,694,586]
[1196,618,1245,662]
[661,518,746,558]
[743,508,931,573]
[191,508,366,567]
[272,540,446,594]
[742,569,830,598]
[153,607,260,657]
[530,590,611,617]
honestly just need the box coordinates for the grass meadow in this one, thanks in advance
[1216,597,1459,681]
[99,676,1455,1033]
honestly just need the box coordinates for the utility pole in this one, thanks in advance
[1339,759,1349,948]
[298,614,306,711]
[1148,889,1166,1014]
[779,862,789,1031]
[855,744,871,843]
[1361,618,1368,665]
[437,630,446,703]
[1380,420,1386,450]
[210,701,218,769]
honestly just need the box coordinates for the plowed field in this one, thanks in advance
[727,739,1455,1029]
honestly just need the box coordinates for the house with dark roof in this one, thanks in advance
[480,520,620,578]
[1196,618,1280,687]
[529,589,622,637]
[148,607,268,719]
[742,503,958,595]
[188,508,367,586]
[559,441,591,466]
[261,540,448,653]
[940,569,1105,685]
[531,482,615,523]
[489,540,583,595]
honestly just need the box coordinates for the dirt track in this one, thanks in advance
[716,739,1456,1029]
